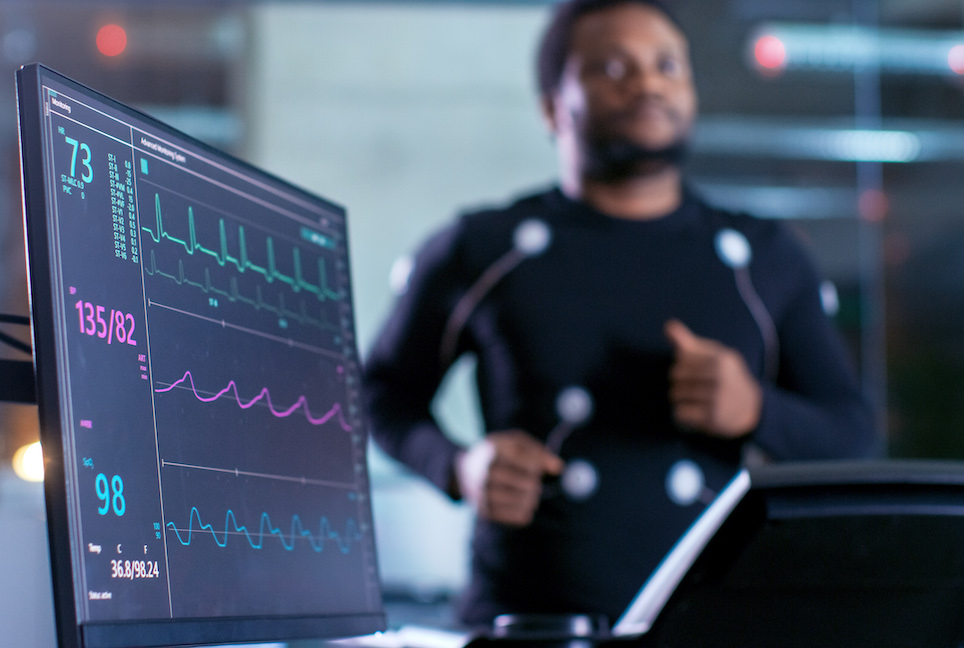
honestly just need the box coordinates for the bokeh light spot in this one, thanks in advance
[754,35,787,71]
[948,44,964,75]
[96,24,127,57]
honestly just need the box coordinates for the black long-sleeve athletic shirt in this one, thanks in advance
[362,187,877,625]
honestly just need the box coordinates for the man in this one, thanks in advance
[363,0,877,626]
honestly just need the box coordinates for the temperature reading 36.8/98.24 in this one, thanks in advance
[110,559,159,580]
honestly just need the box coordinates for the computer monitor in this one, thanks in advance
[17,63,385,648]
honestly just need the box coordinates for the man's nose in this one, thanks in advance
[621,61,666,97]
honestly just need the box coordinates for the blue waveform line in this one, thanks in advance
[167,507,362,553]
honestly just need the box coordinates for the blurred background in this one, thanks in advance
[3,0,964,644]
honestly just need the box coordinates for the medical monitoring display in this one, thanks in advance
[17,64,384,648]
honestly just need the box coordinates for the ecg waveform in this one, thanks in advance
[144,250,337,332]
[156,370,352,430]
[167,507,361,553]
[141,193,343,301]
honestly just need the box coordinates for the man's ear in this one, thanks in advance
[540,94,560,135]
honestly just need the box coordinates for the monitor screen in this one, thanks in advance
[17,63,385,648]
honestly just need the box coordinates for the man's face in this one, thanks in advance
[545,3,698,178]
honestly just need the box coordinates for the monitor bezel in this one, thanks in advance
[16,62,386,648]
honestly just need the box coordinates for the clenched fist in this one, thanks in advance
[454,430,564,526]
[665,319,762,438]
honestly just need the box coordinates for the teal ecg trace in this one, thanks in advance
[141,193,343,302]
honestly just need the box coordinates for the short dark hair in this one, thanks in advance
[536,0,686,97]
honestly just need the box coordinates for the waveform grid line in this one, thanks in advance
[156,370,352,430]
[166,507,362,553]
[141,193,343,301]
[144,250,339,333]
[147,299,340,359]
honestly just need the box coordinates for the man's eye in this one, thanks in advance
[661,57,685,77]
[604,59,627,80]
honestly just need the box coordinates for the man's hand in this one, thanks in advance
[665,319,762,438]
[454,430,564,526]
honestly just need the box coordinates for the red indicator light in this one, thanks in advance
[859,189,889,223]
[949,44,964,75]
[754,35,787,71]
[96,24,127,57]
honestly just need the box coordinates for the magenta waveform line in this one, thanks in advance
[156,370,352,430]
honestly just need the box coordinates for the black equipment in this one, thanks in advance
[17,63,385,648]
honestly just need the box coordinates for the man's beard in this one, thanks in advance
[581,135,689,183]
